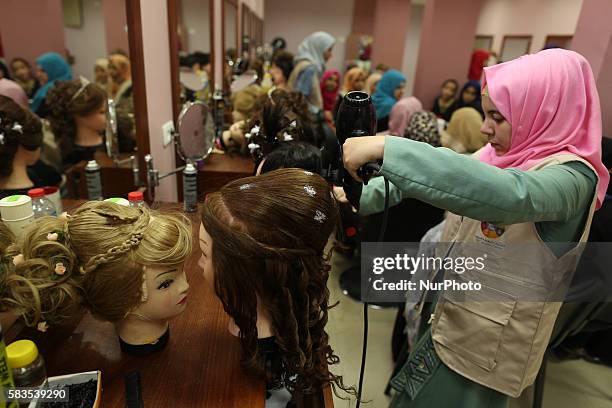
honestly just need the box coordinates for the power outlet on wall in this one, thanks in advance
[162,121,175,147]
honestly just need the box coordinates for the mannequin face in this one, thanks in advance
[75,102,107,133]
[94,66,108,85]
[198,224,214,288]
[130,264,190,321]
[36,66,48,85]
[11,60,31,82]
[394,83,405,100]
[108,55,130,83]
[481,94,512,155]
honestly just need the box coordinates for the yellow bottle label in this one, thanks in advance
[0,338,18,408]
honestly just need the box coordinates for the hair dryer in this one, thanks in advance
[325,91,378,209]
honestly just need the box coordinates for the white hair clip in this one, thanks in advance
[289,120,297,128]
[11,123,23,133]
[314,210,327,224]
[0,134,4,146]
[239,183,253,190]
[246,125,260,140]
[283,132,293,142]
[304,185,316,197]
[248,143,261,153]
[304,171,313,176]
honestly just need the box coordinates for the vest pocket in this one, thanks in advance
[432,284,516,372]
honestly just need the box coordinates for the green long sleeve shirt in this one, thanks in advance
[360,137,597,243]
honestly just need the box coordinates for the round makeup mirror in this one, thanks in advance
[105,98,119,159]
[180,71,208,92]
[175,101,215,161]
[230,71,258,93]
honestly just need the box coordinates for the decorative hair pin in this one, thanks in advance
[12,123,22,133]
[304,171,314,176]
[12,254,24,266]
[245,125,260,140]
[289,120,297,128]
[239,183,253,190]
[248,143,261,154]
[314,210,327,224]
[54,262,66,276]
[304,185,316,197]
[283,132,293,142]
[47,232,59,241]
[37,321,49,332]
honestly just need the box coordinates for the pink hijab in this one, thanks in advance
[0,79,29,108]
[481,49,609,209]
[320,69,340,112]
[388,97,423,136]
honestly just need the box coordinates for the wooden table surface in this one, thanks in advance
[7,201,265,407]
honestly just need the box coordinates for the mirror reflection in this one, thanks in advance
[0,0,137,200]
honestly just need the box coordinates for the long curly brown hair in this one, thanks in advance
[45,79,106,160]
[201,169,355,402]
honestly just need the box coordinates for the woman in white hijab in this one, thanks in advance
[287,31,336,112]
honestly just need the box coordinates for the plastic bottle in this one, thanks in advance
[183,163,198,213]
[85,160,103,200]
[27,189,57,218]
[6,340,47,407]
[128,191,149,209]
[0,324,19,408]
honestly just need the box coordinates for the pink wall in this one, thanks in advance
[103,0,130,54]
[476,0,583,54]
[572,0,612,136]
[264,0,354,72]
[351,0,375,36]
[141,0,178,201]
[371,0,412,70]
[0,0,66,68]
[412,0,483,109]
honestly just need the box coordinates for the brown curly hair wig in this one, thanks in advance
[201,168,355,402]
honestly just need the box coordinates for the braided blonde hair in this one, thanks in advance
[69,202,192,322]
[1,201,192,327]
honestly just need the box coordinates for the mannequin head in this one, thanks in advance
[0,95,43,187]
[46,79,106,157]
[200,169,353,398]
[108,52,131,85]
[1,202,192,342]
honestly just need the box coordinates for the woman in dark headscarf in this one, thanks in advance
[30,52,72,116]
[455,80,484,118]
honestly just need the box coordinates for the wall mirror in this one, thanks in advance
[0,0,150,199]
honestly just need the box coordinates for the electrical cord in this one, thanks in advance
[355,168,390,408]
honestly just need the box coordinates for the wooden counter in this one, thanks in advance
[6,202,265,407]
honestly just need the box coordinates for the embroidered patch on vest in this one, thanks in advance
[389,334,440,399]
[480,222,505,239]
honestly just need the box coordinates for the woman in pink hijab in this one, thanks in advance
[342,49,608,407]
[387,96,423,136]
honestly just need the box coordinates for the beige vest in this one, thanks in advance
[287,60,323,111]
[430,154,599,397]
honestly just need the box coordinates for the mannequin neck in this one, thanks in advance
[115,314,169,345]
[0,157,33,190]
[75,124,103,148]
[228,301,274,339]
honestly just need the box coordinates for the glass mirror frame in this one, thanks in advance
[175,101,215,161]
